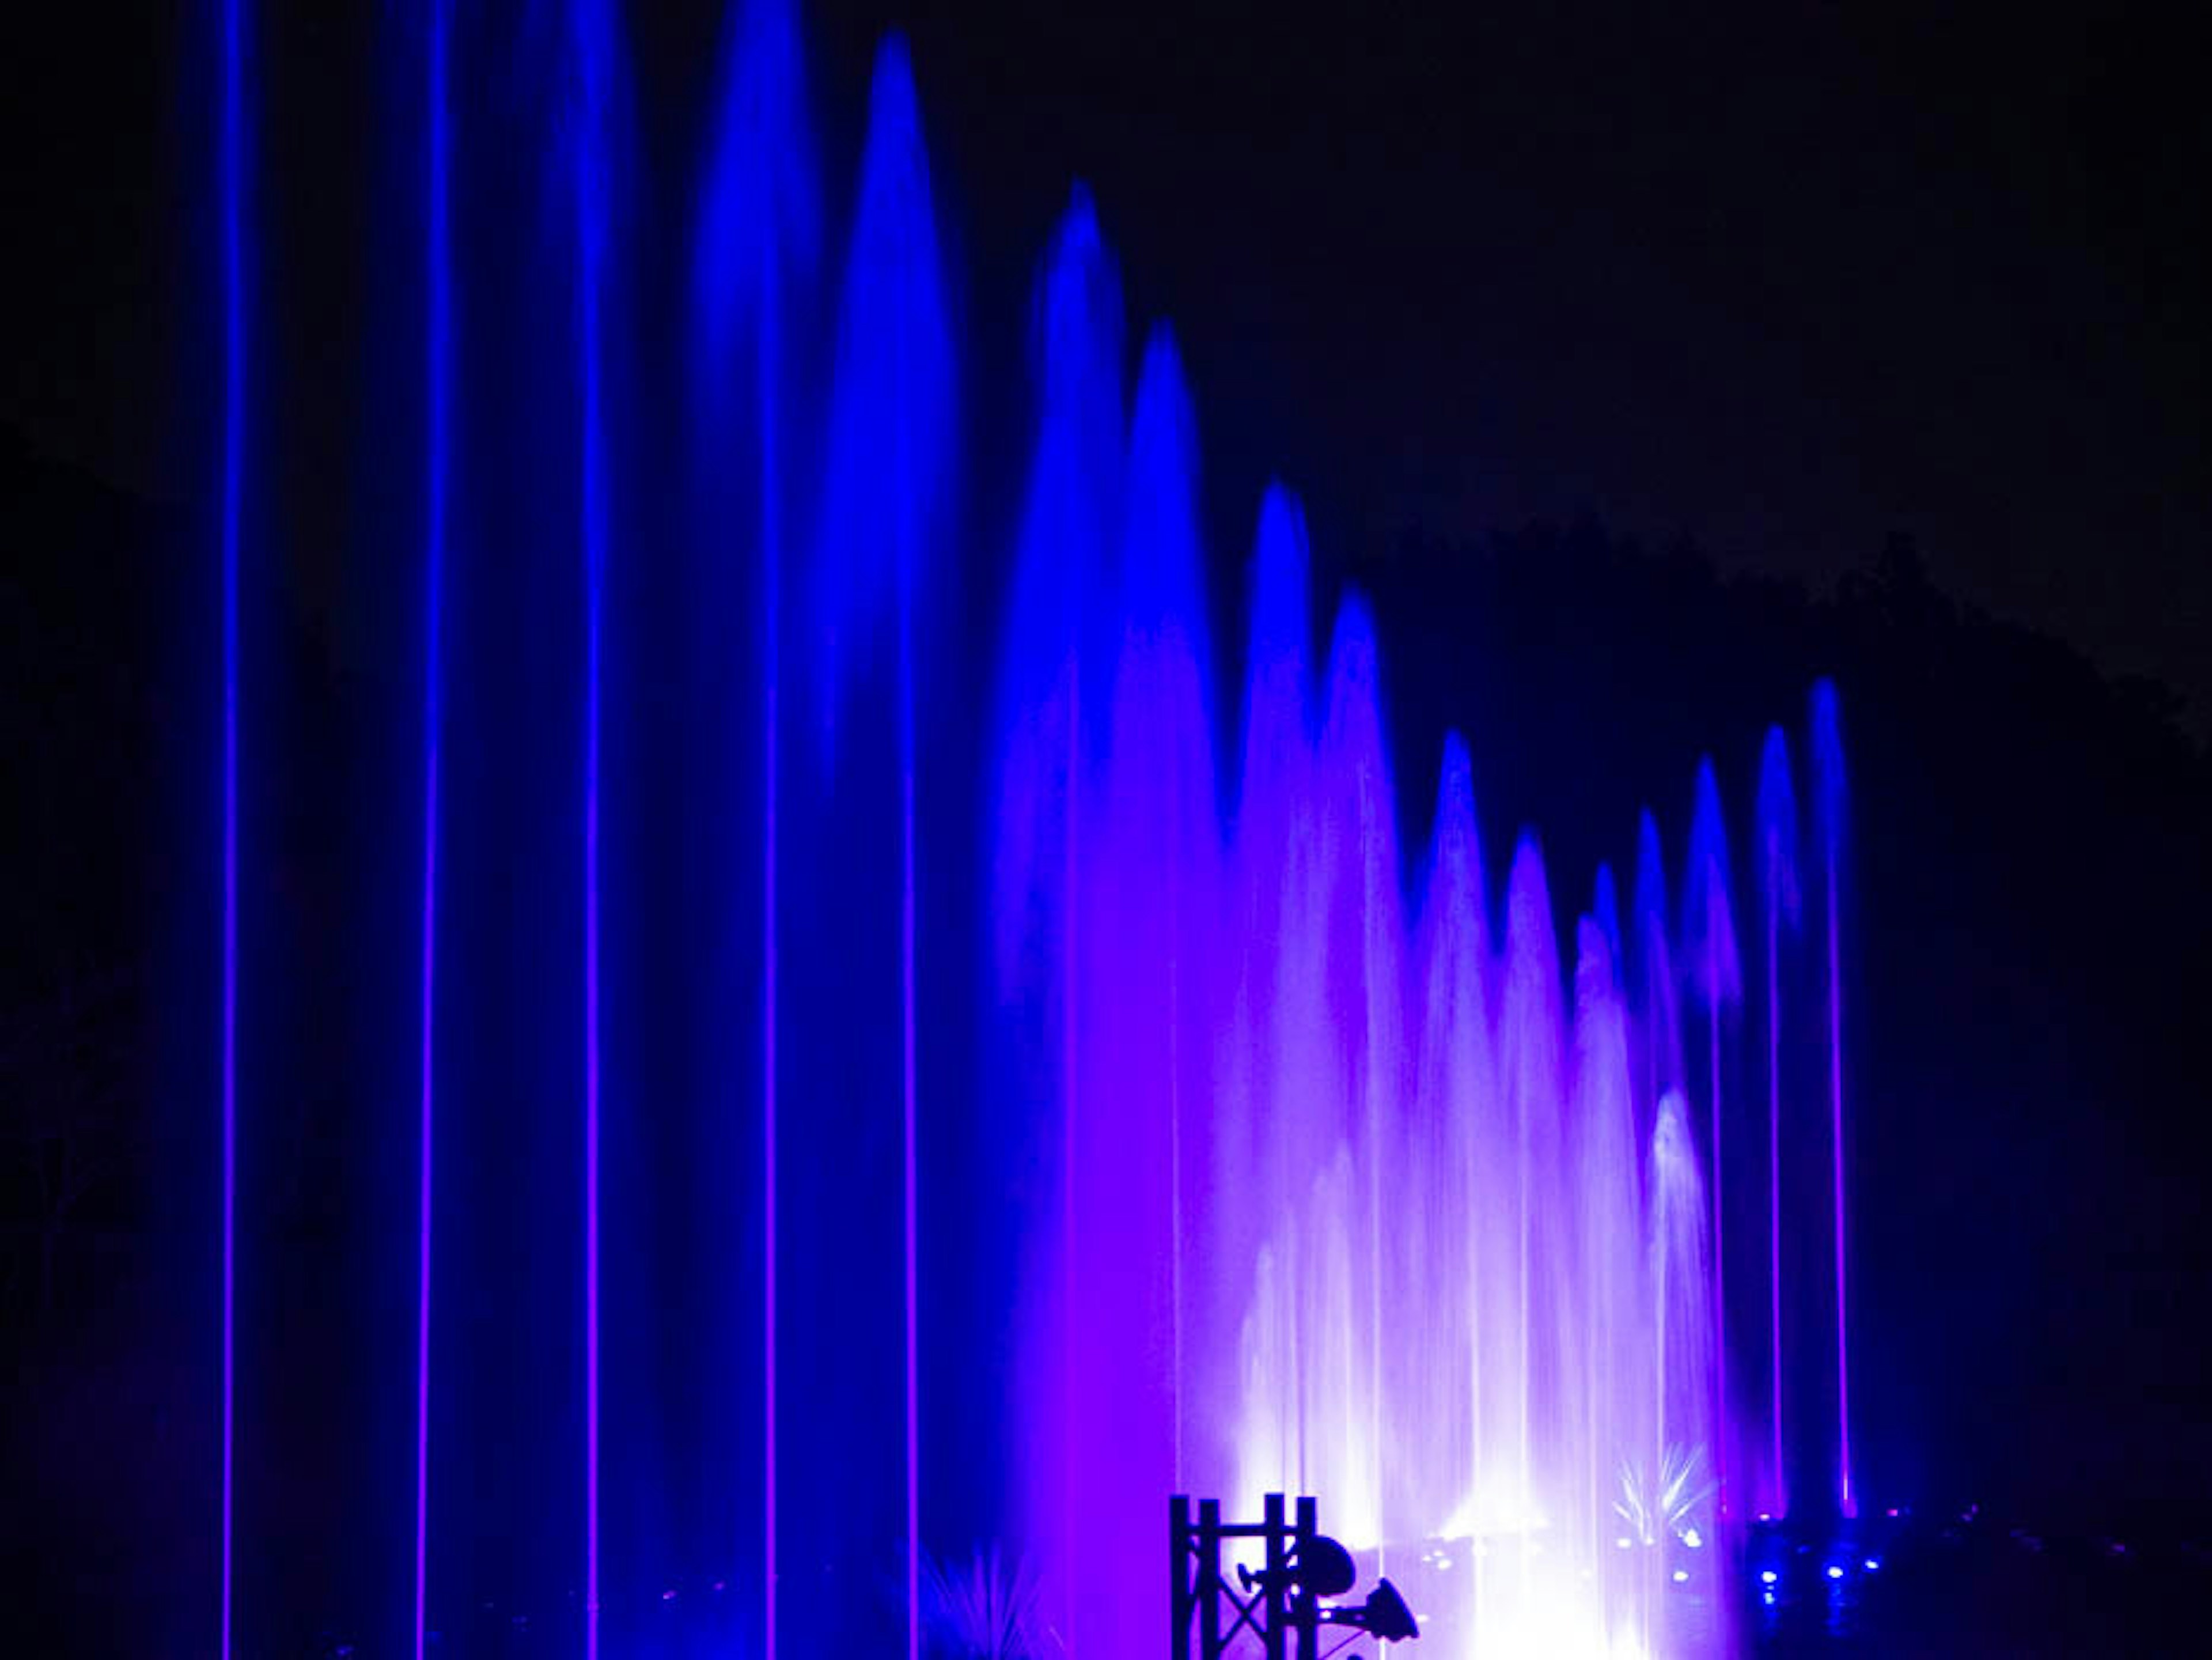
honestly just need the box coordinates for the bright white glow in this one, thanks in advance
[1825,1564,1844,1581]
[1863,1557,1880,1572]
[1670,1568,1689,1585]
[1681,1527,1703,1549]
[1758,1569,1778,1585]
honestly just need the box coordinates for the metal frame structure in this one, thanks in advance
[1170,1492,1325,1660]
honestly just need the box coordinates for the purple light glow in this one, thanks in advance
[688,3,822,1644]
[414,6,449,1655]
[990,190,1119,1654]
[571,3,614,1649]
[1812,682,1855,1519]
[1709,976,1724,1521]
[899,200,922,1660]
[763,600,779,1660]
[582,552,603,1660]
[218,0,244,1652]
[1758,727,1799,1522]
[1768,895,1783,1522]
[812,41,952,1654]
[1831,870,1852,1518]
[902,726,919,1660]
[1687,759,1739,1523]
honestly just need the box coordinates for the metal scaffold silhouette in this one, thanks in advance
[1171,1493,1419,1659]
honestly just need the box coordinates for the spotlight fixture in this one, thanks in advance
[1237,1533,1357,1599]
[1320,1576,1419,1643]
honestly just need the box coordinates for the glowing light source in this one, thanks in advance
[569,6,616,1654]
[217,3,247,1656]
[689,5,821,1651]
[412,9,451,1660]
[1812,681,1854,1518]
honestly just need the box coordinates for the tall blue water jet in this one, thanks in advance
[1592,863,1624,974]
[1634,811,1682,1133]
[1319,595,1406,1561]
[1570,912,1641,1579]
[815,38,953,751]
[1645,1085,1716,1651]
[1755,728,1800,1518]
[1220,485,1312,1269]
[991,188,1120,1000]
[816,43,953,1655]
[691,4,820,1647]
[991,187,1123,1655]
[1224,484,1318,1525]
[1236,487,1314,830]
[1683,759,1740,1515]
[1499,837,1563,1556]
[566,0,619,1646]
[1647,1087,1715,1540]
[1221,485,1313,1319]
[216,1,249,1651]
[412,5,452,1654]
[1077,328,1216,1658]
[1809,680,1853,1517]
[1411,732,1493,1642]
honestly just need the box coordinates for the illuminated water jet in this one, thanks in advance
[198,5,1870,1653]
[412,6,451,1657]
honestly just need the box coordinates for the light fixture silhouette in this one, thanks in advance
[1236,1533,1357,1599]
[1173,1493,1421,1658]
[1321,1576,1419,1643]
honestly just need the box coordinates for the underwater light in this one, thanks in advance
[1825,1564,1845,1580]
[1759,1569,1778,1585]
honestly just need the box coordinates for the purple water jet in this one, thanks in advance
[815,43,954,1655]
[1684,758,1741,1519]
[566,2,619,1647]
[412,5,450,1654]
[1812,680,1854,1518]
[1756,727,1801,1521]
[217,2,247,1652]
[993,187,1123,1655]
[692,3,821,1646]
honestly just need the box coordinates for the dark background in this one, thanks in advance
[4,0,2208,1650]
[8,0,2208,720]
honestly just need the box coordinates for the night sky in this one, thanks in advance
[5,0,2209,723]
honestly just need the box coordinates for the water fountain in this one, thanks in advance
[202,1,1860,1654]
